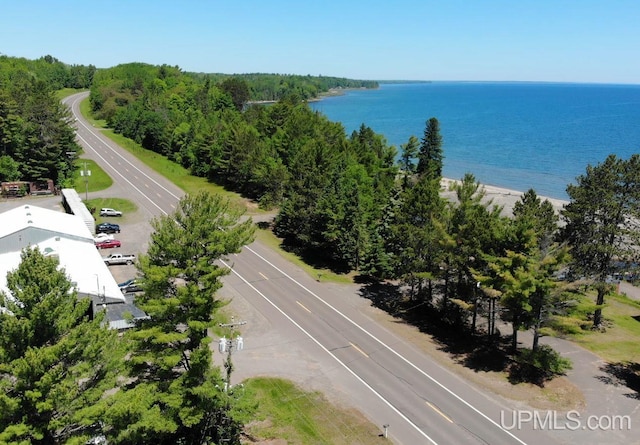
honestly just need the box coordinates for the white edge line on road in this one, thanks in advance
[220,259,438,445]
[244,245,528,445]
[74,132,167,216]
[67,93,182,202]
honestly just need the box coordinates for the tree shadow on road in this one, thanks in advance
[597,361,640,399]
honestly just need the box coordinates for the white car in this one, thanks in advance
[100,208,122,217]
[94,233,114,243]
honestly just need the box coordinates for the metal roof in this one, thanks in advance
[0,204,94,241]
[0,205,125,305]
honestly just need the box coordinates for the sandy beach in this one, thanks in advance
[441,178,569,216]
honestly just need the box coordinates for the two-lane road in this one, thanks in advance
[63,91,559,445]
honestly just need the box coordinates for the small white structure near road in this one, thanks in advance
[0,204,125,322]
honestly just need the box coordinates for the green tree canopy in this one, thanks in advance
[99,191,255,444]
[561,154,640,328]
[399,135,419,188]
[0,58,80,186]
[0,247,119,444]
[219,77,250,111]
[416,117,444,179]
[512,188,558,250]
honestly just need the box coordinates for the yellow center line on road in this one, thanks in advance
[296,301,311,313]
[258,272,269,280]
[426,401,453,423]
[350,342,369,358]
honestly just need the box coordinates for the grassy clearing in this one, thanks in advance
[241,377,385,445]
[546,290,640,364]
[570,293,640,363]
[73,158,113,194]
[84,197,138,225]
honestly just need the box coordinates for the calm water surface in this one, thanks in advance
[310,82,640,199]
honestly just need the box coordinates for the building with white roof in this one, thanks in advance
[0,204,128,326]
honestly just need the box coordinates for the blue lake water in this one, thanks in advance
[310,82,640,200]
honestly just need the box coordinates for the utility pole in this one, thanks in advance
[80,161,91,201]
[217,318,246,443]
[218,317,246,392]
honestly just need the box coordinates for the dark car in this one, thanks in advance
[118,278,142,294]
[96,222,120,234]
[95,239,121,249]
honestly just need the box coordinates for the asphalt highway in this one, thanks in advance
[62,91,560,445]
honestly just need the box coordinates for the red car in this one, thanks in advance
[95,239,122,249]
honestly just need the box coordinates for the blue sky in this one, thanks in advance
[2,0,639,83]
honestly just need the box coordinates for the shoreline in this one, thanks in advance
[441,178,568,216]
[247,86,378,106]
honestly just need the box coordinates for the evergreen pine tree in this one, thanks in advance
[416,117,444,179]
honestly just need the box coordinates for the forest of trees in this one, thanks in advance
[1,54,639,442]
[198,72,379,102]
[0,55,94,186]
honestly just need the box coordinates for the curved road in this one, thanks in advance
[63,92,559,445]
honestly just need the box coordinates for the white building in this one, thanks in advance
[0,204,129,326]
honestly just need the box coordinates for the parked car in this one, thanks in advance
[96,222,120,234]
[93,232,114,243]
[96,239,121,249]
[118,278,142,293]
[103,253,136,266]
[100,207,122,217]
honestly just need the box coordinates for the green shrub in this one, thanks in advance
[509,345,573,386]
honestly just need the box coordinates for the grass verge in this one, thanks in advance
[255,227,354,284]
[240,377,385,445]
[55,88,81,101]
[73,158,113,194]
[84,198,138,225]
[101,129,258,215]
